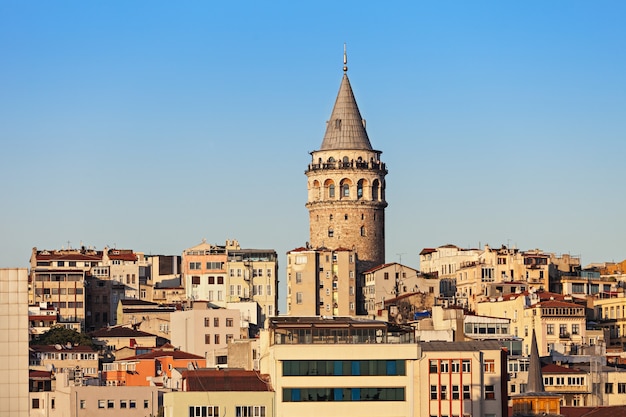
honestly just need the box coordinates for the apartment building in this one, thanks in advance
[29,248,97,330]
[363,262,439,317]
[286,247,358,316]
[476,289,588,357]
[116,299,176,339]
[417,341,508,417]
[30,344,99,384]
[182,239,228,304]
[170,303,241,366]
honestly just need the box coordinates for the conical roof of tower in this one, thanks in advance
[526,328,545,393]
[320,72,373,151]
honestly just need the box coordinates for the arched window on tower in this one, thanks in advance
[360,226,366,237]
[372,180,380,201]
[328,228,334,238]
[342,156,350,168]
[357,179,365,199]
[342,183,350,197]
[329,184,335,198]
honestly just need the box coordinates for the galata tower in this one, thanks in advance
[305,49,388,274]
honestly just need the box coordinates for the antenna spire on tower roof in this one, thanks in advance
[343,43,348,72]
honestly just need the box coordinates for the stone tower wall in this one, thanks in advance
[306,149,387,273]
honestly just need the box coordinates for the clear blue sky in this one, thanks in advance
[2,1,625,310]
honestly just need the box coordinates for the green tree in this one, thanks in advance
[30,325,94,348]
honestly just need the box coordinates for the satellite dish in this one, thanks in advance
[45,364,53,372]
[187,362,194,370]
[55,344,63,350]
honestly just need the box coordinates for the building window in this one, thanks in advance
[485,385,495,400]
[430,385,437,400]
[205,334,211,344]
[144,400,149,409]
[296,272,302,283]
[483,359,495,373]
[208,276,215,284]
[98,400,105,409]
[189,262,201,270]
[190,406,220,416]
[218,276,223,284]
[235,406,266,417]
[452,385,459,400]
[360,226,366,236]
[214,317,219,327]
[462,360,471,372]
[606,383,614,394]
[547,324,554,335]
[296,292,303,304]
[328,228,334,238]
[342,184,349,197]
[618,383,626,394]
[80,400,86,409]
[214,334,220,344]
[572,324,580,335]
[120,400,127,408]
[463,385,470,399]
[192,276,200,285]
[32,398,40,409]
[329,184,335,198]
[440,385,447,400]
[226,318,233,327]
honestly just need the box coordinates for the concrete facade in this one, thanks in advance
[0,268,29,417]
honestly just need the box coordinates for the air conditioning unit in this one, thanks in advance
[44,294,50,299]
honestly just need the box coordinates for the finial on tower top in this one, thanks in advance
[343,43,348,72]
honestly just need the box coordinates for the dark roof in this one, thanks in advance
[319,72,372,151]
[420,340,504,352]
[120,299,159,306]
[91,326,156,338]
[183,369,273,392]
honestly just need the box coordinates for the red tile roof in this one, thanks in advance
[30,345,96,353]
[183,369,273,392]
[542,363,585,374]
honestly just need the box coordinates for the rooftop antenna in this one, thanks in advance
[343,43,348,72]
[397,253,407,264]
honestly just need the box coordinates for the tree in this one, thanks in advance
[30,325,94,348]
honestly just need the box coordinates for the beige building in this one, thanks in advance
[0,268,29,417]
[259,316,507,417]
[417,341,508,417]
[305,54,387,275]
[29,248,96,329]
[363,262,439,317]
[163,369,274,417]
[30,344,99,380]
[29,377,164,417]
[116,299,176,339]
[476,290,589,357]
[592,293,626,349]
[420,244,581,311]
[170,303,241,366]
[286,247,358,316]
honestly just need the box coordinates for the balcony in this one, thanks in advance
[559,332,571,339]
